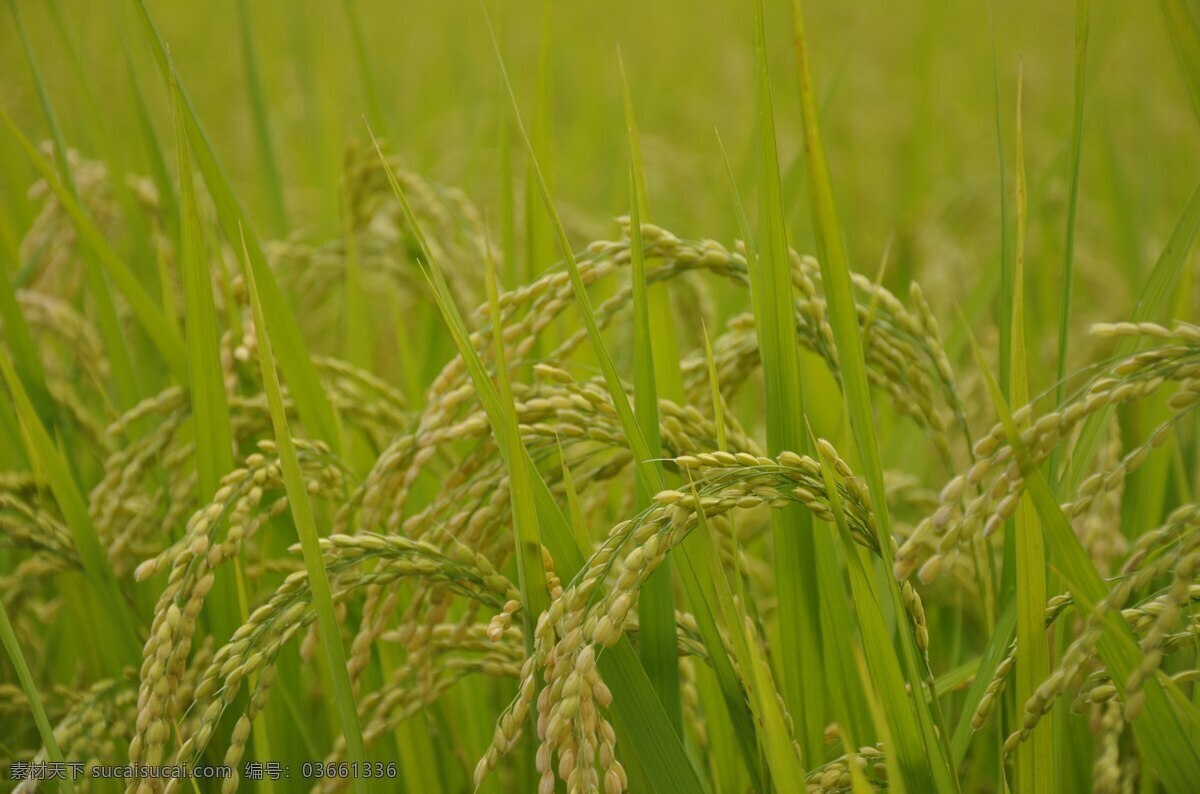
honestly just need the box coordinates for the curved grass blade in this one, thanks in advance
[1051,0,1091,424]
[744,1,828,761]
[236,0,288,236]
[1010,73,1053,794]
[689,477,802,791]
[237,231,368,791]
[812,435,914,794]
[0,350,141,673]
[0,113,188,384]
[786,0,956,789]
[1162,0,1200,125]
[965,322,1200,794]
[8,0,140,406]
[0,600,75,794]
[371,133,706,794]
[1064,178,1200,494]
[624,115,680,734]
[132,0,344,455]
[170,62,245,647]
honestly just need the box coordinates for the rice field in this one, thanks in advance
[2,1,1200,792]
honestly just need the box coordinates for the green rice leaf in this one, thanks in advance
[0,112,188,385]
[1162,0,1200,125]
[6,0,143,406]
[0,349,141,673]
[236,0,288,236]
[237,231,368,791]
[0,599,74,794]
[966,321,1200,794]
[1010,73,1054,794]
[132,0,345,456]
[370,130,706,794]
[786,0,955,788]
[623,83,680,732]
[171,67,233,503]
[1064,179,1200,494]
[746,1,828,760]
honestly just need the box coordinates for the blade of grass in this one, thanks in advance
[236,0,288,236]
[132,0,344,455]
[481,230,551,649]
[618,50,687,406]
[811,437,907,794]
[341,0,388,137]
[965,322,1200,794]
[171,68,234,505]
[114,1,179,242]
[689,477,804,791]
[986,1,1014,395]
[371,133,706,793]
[1010,71,1054,794]
[624,101,681,734]
[1064,178,1200,494]
[717,124,872,758]
[951,602,1016,762]
[0,113,188,384]
[1050,0,1091,429]
[8,0,141,407]
[787,1,956,789]
[0,599,74,794]
[0,350,141,673]
[171,62,244,649]
[746,0,827,762]
[237,230,367,792]
[1162,0,1200,125]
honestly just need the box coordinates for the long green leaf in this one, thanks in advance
[1010,74,1053,794]
[236,0,288,236]
[8,0,141,406]
[967,324,1200,794]
[0,113,188,384]
[0,600,75,794]
[171,62,242,647]
[1065,179,1200,493]
[238,232,367,791]
[171,69,234,503]
[748,0,828,762]
[1051,0,1091,421]
[482,234,551,645]
[132,0,344,455]
[622,80,680,733]
[1162,0,1200,125]
[0,350,141,672]
[787,1,955,789]
[371,130,705,794]
[812,438,908,794]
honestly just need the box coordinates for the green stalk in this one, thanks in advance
[966,328,1200,794]
[1010,73,1053,794]
[8,0,141,408]
[237,232,368,792]
[236,0,289,236]
[372,126,705,794]
[622,78,680,734]
[787,0,956,789]
[0,600,75,794]
[747,1,827,763]
[132,0,345,456]
[0,350,141,673]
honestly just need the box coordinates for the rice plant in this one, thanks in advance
[2,1,1199,792]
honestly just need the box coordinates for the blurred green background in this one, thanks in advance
[1,0,1196,371]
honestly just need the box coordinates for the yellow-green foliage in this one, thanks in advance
[1,2,1199,793]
